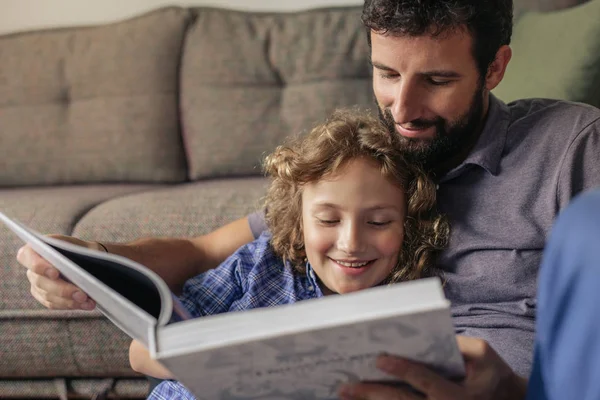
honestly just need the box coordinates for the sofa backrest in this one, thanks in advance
[0,7,190,187]
[180,6,374,180]
[1,1,592,186]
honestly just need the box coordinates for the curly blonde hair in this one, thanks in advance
[263,109,449,282]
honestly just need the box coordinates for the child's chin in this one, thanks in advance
[336,284,371,294]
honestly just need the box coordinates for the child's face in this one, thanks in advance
[301,157,406,295]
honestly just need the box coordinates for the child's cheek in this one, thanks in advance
[303,225,335,257]
[376,229,405,257]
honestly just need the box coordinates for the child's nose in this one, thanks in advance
[337,222,366,254]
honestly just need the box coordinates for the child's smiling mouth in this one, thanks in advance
[329,258,376,269]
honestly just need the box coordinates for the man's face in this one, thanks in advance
[371,29,486,168]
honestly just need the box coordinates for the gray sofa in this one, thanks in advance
[0,1,597,398]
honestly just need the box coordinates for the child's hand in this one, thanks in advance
[17,235,101,310]
[129,340,174,379]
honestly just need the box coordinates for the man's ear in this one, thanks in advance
[485,45,512,91]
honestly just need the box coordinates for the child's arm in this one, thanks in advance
[130,235,267,379]
[129,340,174,379]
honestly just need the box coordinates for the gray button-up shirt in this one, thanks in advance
[249,95,600,376]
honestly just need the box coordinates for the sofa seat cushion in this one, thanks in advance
[180,6,374,180]
[0,312,140,378]
[0,184,162,310]
[73,177,269,241]
[0,7,190,186]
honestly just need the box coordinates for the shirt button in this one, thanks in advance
[436,184,440,190]
[308,286,314,291]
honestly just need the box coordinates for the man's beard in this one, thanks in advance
[378,85,485,171]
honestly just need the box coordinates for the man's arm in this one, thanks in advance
[17,216,255,310]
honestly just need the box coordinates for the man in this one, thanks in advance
[17,0,600,398]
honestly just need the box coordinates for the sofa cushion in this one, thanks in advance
[72,178,269,241]
[0,312,139,378]
[493,0,600,107]
[0,7,190,186]
[180,6,375,180]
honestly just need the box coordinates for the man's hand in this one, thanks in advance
[338,336,528,400]
[17,235,101,310]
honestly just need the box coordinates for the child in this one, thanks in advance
[131,109,449,399]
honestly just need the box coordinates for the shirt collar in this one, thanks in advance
[305,262,325,296]
[303,262,391,295]
[440,94,510,180]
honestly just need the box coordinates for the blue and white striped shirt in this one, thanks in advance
[148,232,323,400]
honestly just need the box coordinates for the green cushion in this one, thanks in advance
[493,0,600,107]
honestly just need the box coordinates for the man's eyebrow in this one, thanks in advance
[371,61,395,72]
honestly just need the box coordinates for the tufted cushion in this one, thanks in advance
[180,6,375,180]
[0,7,190,186]
[72,178,269,242]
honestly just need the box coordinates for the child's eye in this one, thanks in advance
[369,221,392,226]
[317,219,339,226]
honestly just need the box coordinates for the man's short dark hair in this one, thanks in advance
[362,0,513,77]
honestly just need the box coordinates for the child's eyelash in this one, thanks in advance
[369,221,392,226]
[317,219,339,225]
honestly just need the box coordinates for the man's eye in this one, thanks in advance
[428,78,452,86]
[379,72,399,80]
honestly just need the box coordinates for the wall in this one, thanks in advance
[0,0,362,35]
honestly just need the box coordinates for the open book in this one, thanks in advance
[1,211,465,400]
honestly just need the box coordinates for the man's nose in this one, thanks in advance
[337,221,366,254]
[390,80,423,124]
